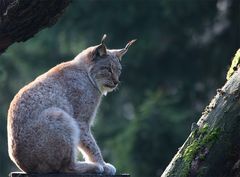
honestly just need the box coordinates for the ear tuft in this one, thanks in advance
[125,39,137,50]
[113,39,137,60]
[101,34,107,45]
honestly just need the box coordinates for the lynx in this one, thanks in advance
[7,35,136,175]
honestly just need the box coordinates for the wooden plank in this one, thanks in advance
[9,172,130,177]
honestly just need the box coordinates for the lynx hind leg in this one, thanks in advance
[21,107,80,173]
[26,107,102,173]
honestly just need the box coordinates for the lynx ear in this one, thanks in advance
[115,39,137,60]
[95,44,107,57]
[92,34,107,58]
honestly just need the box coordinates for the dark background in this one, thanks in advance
[0,0,240,176]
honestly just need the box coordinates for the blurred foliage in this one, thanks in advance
[0,0,240,176]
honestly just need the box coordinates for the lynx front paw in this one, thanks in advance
[103,163,116,175]
[69,162,104,173]
[93,163,104,173]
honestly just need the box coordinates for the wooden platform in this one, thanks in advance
[9,172,130,177]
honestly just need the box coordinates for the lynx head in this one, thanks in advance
[86,34,136,95]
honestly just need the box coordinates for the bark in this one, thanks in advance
[0,0,71,54]
[161,54,240,177]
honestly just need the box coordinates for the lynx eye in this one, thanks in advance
[101,66,112,73]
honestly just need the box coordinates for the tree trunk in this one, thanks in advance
[161,50,240,177]
[0,0,71,54]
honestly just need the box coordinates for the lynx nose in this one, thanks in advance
[113,79,119,86]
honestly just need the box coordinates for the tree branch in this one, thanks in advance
[161,50,240,177]
[0,0,71,54]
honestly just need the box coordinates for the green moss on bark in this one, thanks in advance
[179,124,221,177]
